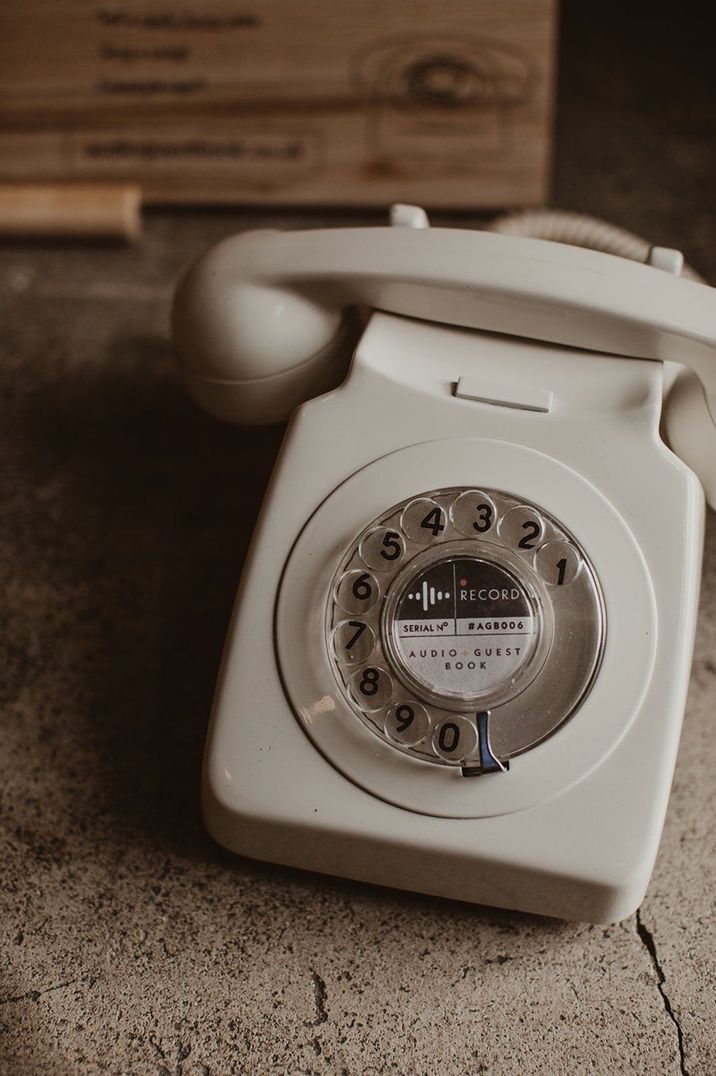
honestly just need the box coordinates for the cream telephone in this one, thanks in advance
[172,206,716,923]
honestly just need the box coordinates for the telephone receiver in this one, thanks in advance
[173,205,716,506]
[172,206,714,923]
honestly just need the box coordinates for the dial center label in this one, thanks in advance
[390,556,537,700]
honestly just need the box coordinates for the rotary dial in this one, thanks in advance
[327,487,605,773]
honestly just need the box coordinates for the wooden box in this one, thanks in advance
[0,0,557,207]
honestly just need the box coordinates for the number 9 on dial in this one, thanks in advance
[384,701,431,746]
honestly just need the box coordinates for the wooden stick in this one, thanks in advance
[0,182,142,241]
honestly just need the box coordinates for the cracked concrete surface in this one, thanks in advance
[1,7,716,1074]
[635,912,688,1076]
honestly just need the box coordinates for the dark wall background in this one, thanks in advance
[553,4,715,275]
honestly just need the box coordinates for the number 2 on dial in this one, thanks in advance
[518,520,540,549]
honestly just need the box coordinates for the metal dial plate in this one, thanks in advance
[326,487,605,769]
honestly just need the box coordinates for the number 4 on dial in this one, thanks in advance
[420,507,445,537]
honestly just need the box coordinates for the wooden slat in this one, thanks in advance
[0,0,557,207]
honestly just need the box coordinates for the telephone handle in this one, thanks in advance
[171,224,716,499]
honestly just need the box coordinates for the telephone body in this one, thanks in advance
[172,207,716,923]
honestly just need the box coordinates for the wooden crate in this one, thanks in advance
[0,0,557,207]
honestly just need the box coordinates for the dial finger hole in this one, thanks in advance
[431,716,478,762]
[349,665,393,712]
[450,490,496,538]
[534,540,582,587]
[335,569,380,614]
[331,620,376,664]
[359,527,406,571]
[384,700,431,747]
[498,505,544,553]
[401,498,447,544]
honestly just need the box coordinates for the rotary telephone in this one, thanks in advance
[172,205,716,923]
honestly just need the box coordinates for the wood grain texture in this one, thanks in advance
[0,0,556,205]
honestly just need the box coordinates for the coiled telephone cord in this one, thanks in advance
[487,209,706,284]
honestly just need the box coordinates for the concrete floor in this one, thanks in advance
[2,7,715,1075]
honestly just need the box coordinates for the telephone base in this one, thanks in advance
[202,720,656,925]
[201,314,703,924]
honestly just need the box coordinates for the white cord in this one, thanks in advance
[486,209,706,284]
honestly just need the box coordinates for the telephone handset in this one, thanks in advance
[172,206,715,922]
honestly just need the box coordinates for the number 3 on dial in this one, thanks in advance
[473,502,493,533]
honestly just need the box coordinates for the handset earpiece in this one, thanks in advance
[172,231,355,424]
[172,206,433,423]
